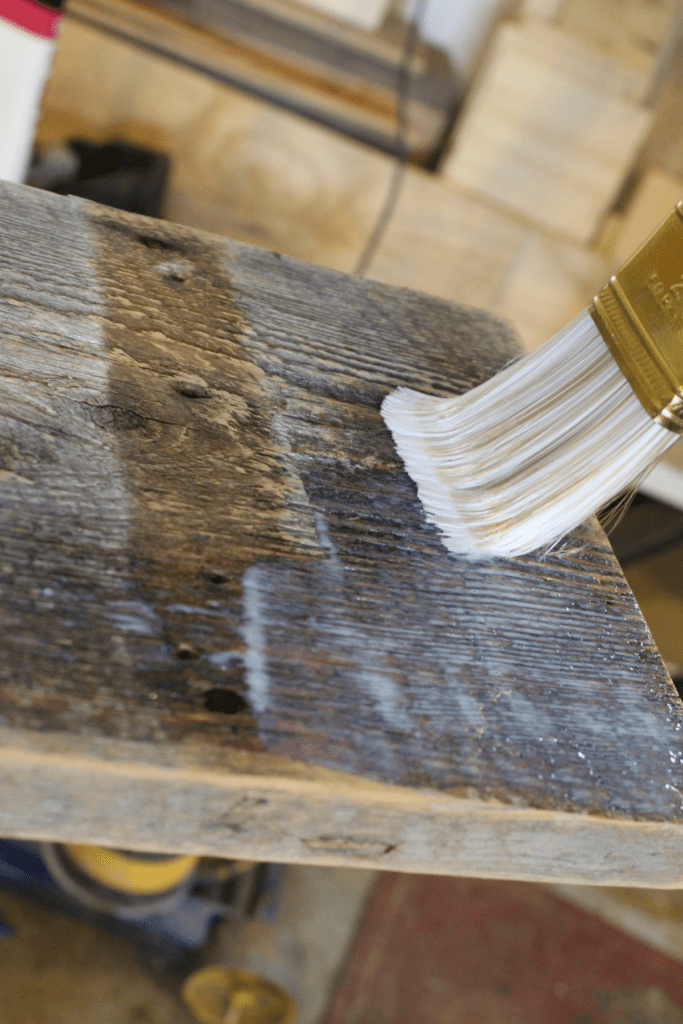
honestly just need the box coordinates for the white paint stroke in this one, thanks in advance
[358,670,412,733]
[314,509,339,563]
[240,565,271,714]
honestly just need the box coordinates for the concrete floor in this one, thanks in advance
[209,865,377,1024]
[0,865,375,1024]
[0,888,194,1024]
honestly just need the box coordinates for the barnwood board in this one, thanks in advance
[1,182,683,883]
[8,728,683,886]
[441,21,653,243]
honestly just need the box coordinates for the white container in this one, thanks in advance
[0,2,62,183]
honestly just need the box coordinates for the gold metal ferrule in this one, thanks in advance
[590,201,683,433]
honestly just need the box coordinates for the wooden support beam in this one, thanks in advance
[38,15,523,310]
[1,182,683,884]
[64,0,459,161]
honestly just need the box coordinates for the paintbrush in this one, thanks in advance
[381,204,683,557]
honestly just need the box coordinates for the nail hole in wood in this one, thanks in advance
[175,643,198,660]
[155,259,193,284]
[136,234,180,252]
[172,379,210,398]
[203,688,249,714]
[202,569,230,585]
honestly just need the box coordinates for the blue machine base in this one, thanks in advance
[0,840,224,959]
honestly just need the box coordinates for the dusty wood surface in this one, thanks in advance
[1,182,683,883]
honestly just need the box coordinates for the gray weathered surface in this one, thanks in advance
[0,181,682,883]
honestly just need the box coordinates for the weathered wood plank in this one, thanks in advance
[6,727,683,886]
[1,182,683,883]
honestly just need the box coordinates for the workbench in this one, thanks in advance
[0,181,682,886]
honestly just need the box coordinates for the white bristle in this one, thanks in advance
[381,309,678,557]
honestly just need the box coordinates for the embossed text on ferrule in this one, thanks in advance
[647,271,683,332]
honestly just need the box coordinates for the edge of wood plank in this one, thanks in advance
[2,727,683,887]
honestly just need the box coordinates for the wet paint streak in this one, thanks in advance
[241,565,272,715]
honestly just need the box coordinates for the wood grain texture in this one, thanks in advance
[1,182,683,882]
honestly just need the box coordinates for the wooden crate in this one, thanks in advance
[559,0,681,77]
[521,0,681,63]
[441,21,653,243]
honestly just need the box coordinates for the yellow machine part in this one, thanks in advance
[63,844,199,896]
[182,966,296,1024]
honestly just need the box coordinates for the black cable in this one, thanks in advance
[354,0,429,277]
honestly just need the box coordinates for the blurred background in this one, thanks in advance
[4,1,683,1021]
